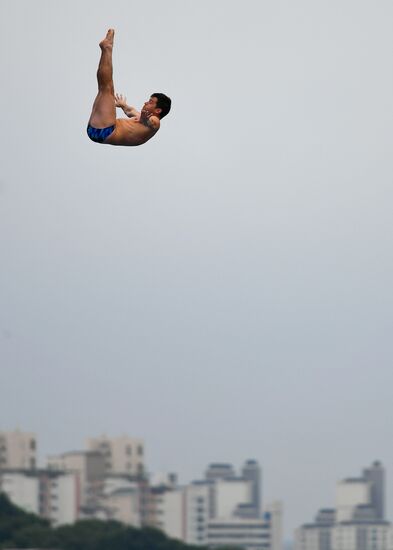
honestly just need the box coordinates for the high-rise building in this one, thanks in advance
[0,430,37,470]
[184,481,212,545]
[364,461,385,520]
[87,435,145,477]
[336,477,371,522]
[146,484,185,540]
[214,477,253,518]
[242,459,262,517]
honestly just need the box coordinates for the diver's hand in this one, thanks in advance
[115,93,127,108]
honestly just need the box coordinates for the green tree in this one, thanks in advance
[0,493,50,548]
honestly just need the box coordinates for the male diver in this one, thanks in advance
[87,29,171,146]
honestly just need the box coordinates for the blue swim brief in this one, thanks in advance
[87,124,115,143]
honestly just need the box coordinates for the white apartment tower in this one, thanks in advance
[0,430,37,470]
[0,469,79,525]
[214,477,253,518]
[0,469,38,514]
[336,477,371,522]
[184,481,212,545]
[87,435,145,477]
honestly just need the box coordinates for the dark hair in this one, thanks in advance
[152,93,171,118]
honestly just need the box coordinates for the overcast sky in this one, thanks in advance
[1,0,393,541]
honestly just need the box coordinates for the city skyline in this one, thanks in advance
[2,427,393,547]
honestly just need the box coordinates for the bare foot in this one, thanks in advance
[99,28,114,50]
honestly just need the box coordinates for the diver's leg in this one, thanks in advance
[88,29,116,128]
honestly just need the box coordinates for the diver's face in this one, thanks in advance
[143,96,160,115]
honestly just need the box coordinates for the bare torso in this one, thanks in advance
[105,118,158,146]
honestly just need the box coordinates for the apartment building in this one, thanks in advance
[87,435,145,477]
[184,481,212,545]
[0,468,78,526]
[0,431,37,470]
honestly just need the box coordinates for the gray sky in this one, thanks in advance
[1,0,393,541]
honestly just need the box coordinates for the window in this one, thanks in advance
[137,446,143,456]
[126,446,132,456]
[30,439,36,450]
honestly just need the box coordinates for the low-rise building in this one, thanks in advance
[207,516,272,550]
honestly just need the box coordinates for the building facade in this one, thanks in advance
[0,431,37,470]
[87,435,145,477]
[0,468,79,525]
[184,481,212,545]
[207,516,272,550]
[47,450,105,510]
[331,522,393,550]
